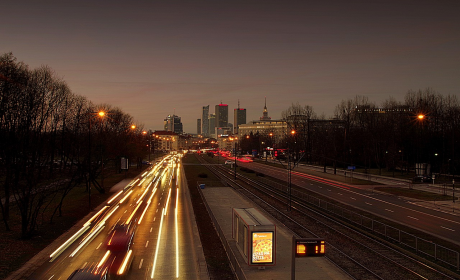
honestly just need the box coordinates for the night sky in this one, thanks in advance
[2,1,459,133]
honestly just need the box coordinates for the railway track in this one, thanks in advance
[197,155,460,280]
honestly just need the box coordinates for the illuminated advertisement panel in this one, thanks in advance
[251,231,274,264]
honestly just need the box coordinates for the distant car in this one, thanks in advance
[67,267,108,280]
[225,160,234,165]
[413,176,432,183]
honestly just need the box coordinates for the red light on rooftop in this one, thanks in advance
[219,104,228,106]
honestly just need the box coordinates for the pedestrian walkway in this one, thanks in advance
[200,186,351,280]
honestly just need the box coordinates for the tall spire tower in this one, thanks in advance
[260,97,271,121]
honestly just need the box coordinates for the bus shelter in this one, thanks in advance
[232,208,276,266]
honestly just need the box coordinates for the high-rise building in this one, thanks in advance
[215,103,228,128]
[234,100,246,134]
[209,114,216,137]
[164,115,183,134]
[201,105,209,136]
[197,119,201,135]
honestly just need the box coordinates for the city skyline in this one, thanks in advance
[2,1,459,133]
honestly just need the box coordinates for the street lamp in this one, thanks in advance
[288,130,296,211]
[88,110,106,209]
[230,136,238,179]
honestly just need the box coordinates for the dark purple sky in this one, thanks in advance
[2,1,459,132]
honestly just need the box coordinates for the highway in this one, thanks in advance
[238,160,460,246]
[30,153,203,280]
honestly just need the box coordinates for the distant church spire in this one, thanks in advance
[260,97,271,121]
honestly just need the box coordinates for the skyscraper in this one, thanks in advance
[197,119,201,135]
[201,105,209,136]
[215,103,228,128]
[234,100,246,134]
[209,114,216,137]
[164,115,183,134]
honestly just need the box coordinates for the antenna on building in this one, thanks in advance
[238,99,240,109]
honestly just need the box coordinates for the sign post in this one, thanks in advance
[291,237,325,280]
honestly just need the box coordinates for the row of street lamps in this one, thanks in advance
[87,110,150,209]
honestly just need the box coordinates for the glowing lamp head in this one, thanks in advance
[291,130,296,135]
[98,111,105,117]
[418,114,424,120]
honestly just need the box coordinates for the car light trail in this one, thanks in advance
[97,250,111,268]
[119,190,133,204]
[83,206,109,227]
[107,191,123,205]
[175,187,179,278]
[138,188,158,225]
[137,185,151,205]
[164,188,172,215]
[49,224,90,261]
[69,223,105,257]
[151,208,166,279]
[293,171,351,190]
[176,168,180,186]
[125,200,143,225]
[100,205,119,224]
[117,250,133,275]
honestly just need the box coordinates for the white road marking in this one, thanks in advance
[408,216,419,220]
[441,226,455,232]
[150,227,153,233]
[385,209,394,212]
[350,197,356,200]
[139,258,144,269]
[96,242,102,250]
[365,202,373,205]
[145,241,149,247]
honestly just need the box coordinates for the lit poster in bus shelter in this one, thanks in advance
[251,232,274,264]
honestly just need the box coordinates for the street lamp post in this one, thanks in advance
[288,130,296,212]
[88,110,106,210]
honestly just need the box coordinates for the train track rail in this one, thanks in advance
[197,155,459,280]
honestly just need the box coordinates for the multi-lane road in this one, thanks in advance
[30,153,204,280]
[239,160,460,245]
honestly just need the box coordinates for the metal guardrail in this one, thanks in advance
[292,187,460,271]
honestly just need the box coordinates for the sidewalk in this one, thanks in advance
[200,186,351,280]
[402,183,460,215]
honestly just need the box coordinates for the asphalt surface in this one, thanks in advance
[243,160,460,246]
[15,155,207,280]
